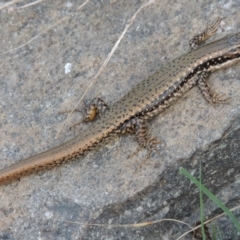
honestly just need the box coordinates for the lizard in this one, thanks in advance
[1,18,240,184]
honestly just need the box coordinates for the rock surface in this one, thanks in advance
[0,0,240,239]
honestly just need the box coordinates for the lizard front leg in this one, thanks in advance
[197,71,230,104]
[189,17,222,49]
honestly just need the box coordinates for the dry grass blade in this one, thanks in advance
[0,0,90,55]
[56,0,156,138]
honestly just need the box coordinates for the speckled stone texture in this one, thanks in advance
[0,0,240,239]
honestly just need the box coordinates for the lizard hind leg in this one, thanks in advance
[117,117,162,165]
[83,97,109,122]
[69,98,109,129]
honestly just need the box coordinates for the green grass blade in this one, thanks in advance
[180,167,240,232]
[199,163,206,240]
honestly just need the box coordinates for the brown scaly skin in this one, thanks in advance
[1,18,240,184]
